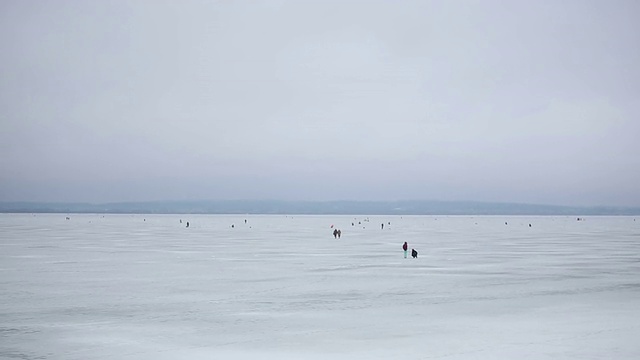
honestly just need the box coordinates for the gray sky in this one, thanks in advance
[1,0,639,206]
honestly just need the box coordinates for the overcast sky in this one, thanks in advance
[1,0,639,206]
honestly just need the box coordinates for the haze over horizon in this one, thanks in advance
[1,1,639,207]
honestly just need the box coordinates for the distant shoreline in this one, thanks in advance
[1,200,639,216]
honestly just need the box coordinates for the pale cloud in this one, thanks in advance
[1,0,638,206]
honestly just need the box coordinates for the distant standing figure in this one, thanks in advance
[381,223,384,230]
[402,241,408,258]
[411,249,418,258]
[337,229,342,239]
[333,229,338,238]
[186,222,189,228]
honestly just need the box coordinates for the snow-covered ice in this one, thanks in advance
[1,214,639,359]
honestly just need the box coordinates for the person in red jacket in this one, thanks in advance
[402,241,408,258]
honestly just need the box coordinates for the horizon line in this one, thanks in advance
[0,199,639,209]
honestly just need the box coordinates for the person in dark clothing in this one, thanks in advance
[402,242,408,258]
[337,229,341,238]
[333,229,338,238]
[411,249,418,258]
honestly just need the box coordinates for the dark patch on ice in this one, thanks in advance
[0,350,47,360]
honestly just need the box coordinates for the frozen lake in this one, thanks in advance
[1,214,639,359]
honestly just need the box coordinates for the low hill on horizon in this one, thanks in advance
[1,200,638,215]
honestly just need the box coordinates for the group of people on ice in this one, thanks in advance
[402,241,418,258]
[330,223,419,259]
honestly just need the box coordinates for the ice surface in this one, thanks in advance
[1,214,639,359]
